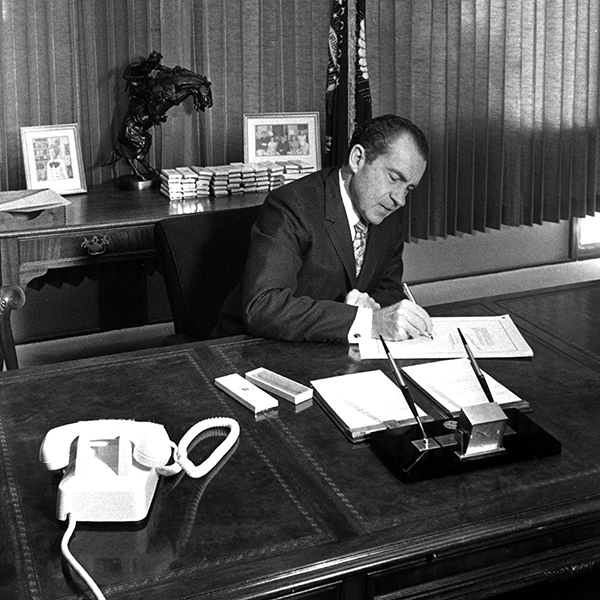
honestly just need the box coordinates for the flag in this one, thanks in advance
[324,0,372,167]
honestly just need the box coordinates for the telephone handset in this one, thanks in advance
[39,417,239,522]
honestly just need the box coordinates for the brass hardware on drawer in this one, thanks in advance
[81,234,110,256]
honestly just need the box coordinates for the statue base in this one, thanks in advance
[115,174,161,192]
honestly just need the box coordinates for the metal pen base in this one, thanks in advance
[370,408,561,483]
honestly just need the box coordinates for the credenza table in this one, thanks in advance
[2,281,600,599]
[0,186,266,367]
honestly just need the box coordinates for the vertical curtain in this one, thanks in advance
[367,0,600,240]
[1,0,599,240]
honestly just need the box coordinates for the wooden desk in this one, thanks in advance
[2,283,600,600]
[0,186,266,364]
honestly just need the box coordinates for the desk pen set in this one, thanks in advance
[370,333,561,483]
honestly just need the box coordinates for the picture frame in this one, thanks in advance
[20,123,87,195]
[570,213,600,259]
[243,112,321,170]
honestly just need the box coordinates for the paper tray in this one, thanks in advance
[370,408,561,483]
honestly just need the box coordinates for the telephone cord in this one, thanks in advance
[157,417,240,478]
[61,513,107,600]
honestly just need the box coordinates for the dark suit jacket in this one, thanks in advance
[215,167,407,342]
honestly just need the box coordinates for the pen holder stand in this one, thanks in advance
[370,408,561,483]
[455,402,508,458]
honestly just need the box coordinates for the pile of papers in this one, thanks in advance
[160,167,212,200]
[278,159,314,183]
[159,159,317,200]
[311,370,428,443]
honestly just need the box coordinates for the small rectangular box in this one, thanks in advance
[245,367,313,405]
[215,373,278,415]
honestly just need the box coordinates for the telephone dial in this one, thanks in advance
[39,417,240,522]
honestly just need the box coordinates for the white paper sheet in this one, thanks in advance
[402,358,525,413]
[311,370,427,439]
[359,315,533,360]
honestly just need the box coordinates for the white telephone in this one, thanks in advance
[39,417,240,523]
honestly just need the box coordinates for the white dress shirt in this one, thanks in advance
[338,171,373,343]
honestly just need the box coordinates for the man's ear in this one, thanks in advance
[348,144,366,173]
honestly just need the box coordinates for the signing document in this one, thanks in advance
[359,315,533,360]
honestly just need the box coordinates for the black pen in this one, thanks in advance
[379,336,428,441]
[402,282,434,340]
[457,328,495,403]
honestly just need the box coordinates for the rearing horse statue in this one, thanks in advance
[104,51,212,179]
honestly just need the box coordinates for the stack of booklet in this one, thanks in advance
[401,358,529,416]
[311,370,429,443]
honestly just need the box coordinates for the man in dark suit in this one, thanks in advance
[215,114,433,343]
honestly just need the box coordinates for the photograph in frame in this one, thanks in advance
[244,112,321,171]
[20,123,87,194]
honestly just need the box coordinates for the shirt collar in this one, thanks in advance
[338,170,362,236]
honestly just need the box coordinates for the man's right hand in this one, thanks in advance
[372,299,433,341]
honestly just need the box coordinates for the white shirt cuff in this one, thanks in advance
[347,307,373,343]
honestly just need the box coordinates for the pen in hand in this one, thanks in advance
[457,328,495,403]
[379,336,428,442]
[402,283,434,340]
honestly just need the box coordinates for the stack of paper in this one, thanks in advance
[311,370,428,443]
[226,164,243,195]
[160,169,185,200]
[261,161,285,190]
[190,166,212,196]
[289,159,316,175]
[236,163,258,193]
[249,163,271,192]
[401,358,529,416]
[175,167,202,199]
[206,166,230,196]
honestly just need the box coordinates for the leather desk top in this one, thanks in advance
[2,282,600,599]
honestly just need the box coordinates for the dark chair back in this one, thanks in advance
[154,204,262,342]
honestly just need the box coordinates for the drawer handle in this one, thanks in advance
[81,235,110,256]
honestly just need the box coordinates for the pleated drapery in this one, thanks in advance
[367,0,600,239]
[1,0,599,240]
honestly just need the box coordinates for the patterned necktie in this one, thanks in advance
[353,221,368,275]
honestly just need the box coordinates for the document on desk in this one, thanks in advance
[402,358,529,416]
[311,370,428,443]
[359,315,533,360]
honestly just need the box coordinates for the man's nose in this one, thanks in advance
[391,188,407,208]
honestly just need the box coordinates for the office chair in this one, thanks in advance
[0,284,26,370]
[154,204,262,344]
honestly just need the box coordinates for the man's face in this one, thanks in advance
[347,134,427,225]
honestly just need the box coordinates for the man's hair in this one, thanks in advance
[347,114,429,163]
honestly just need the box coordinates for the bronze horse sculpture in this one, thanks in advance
[104,52,212,182]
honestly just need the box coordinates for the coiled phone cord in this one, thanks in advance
[157,417,240,478]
